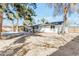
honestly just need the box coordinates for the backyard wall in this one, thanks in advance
[68,27,79,33]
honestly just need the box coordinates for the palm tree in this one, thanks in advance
[0,3,37,39]
[0,4,3,39]
[7,12,15,32]
[0,3,15,39]
[13,3,36,32]
[3,4,20,32]
[48,3,79,34]
[0,3,8,39]
[14,13,20,32]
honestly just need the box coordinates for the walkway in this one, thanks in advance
[50,35,79,56]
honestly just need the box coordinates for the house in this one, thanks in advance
[39,21,64,33]
[2,22,79,33]
[29,21,67,33]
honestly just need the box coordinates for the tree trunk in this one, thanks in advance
[32,26,35,33]
[16,19,19,32]
[61,7,68,34]
[0,12,3,39]
[61,14,67,34]
[12,20,15,32]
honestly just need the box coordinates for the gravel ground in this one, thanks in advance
[0,33,79,56]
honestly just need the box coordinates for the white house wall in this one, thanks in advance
[40,28,58,33]
[39,26,69,33]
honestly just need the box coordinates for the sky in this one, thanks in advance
[3,3,79,26]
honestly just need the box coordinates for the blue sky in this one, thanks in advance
[3,3,79,26]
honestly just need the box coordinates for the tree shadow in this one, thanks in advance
[12,33,32,44]
[32,32,51,37]
[2,32,30,40]
[49,35,79,56]
[2,34,19,40]
[12,36,26,44]
[0,44,24,56]
[0,33,32,56]
[32,34,46,37]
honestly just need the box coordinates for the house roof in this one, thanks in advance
[51,21,64,25]
[27,21,64,27]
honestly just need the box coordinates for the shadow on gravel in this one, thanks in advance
[49,35,79,56]
[0,44,24,56]
[13,36,26,44]
[32,33,48,37]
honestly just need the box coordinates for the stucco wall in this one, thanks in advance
[68,27,79,33]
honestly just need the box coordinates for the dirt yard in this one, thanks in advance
[0,32,79,56]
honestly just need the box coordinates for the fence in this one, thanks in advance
[68,26,79,33]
